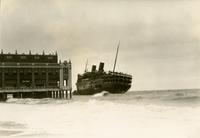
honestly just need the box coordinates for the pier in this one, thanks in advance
[0,87,72,101]
[0,51,72,101]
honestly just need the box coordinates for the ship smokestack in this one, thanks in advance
[98,62,104,72]
[91,65,96,72]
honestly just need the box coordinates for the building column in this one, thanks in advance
[17,69,20,88]
[31,71,35,88]
[2,69,5,88]
[46,70,49,87]
[67,62,72,91]
[59,67,64,88]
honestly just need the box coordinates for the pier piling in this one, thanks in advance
[70,91,72,99]
[13,92,21,98]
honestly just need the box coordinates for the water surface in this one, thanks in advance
[0,89,200,138]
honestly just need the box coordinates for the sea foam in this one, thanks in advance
[0,89,200,138]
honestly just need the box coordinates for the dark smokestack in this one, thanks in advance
[98,62,104,72]
[91,65,96,72]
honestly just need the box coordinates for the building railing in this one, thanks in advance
[0,62,71,69]
[0,86,71,93]
[0,86,59,90]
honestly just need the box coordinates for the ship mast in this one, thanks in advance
[84,59,88,72]
[113,41,120,72]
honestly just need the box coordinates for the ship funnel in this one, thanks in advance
[91,65,96,72]
[98,62,104,72]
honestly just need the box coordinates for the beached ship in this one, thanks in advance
[74,42,132,95]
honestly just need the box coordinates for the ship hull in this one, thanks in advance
[74,82,131,95]
[75,62,132,95]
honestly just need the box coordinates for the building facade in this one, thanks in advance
[0,51,72,100]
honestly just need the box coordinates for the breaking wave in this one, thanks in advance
[128,89,200,103]
[4,89,200,105]
[6,98,71,105]
[92,91,110,97]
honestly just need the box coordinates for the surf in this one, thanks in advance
[92,91,110,97]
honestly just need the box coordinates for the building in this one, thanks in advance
[0,50,72,100]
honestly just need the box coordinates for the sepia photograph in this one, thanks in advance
[0,0,200,138]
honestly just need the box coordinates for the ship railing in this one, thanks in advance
[108,71,132,78]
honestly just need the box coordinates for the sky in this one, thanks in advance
[0,0,200,91]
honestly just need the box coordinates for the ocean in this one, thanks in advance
[0,89,200,138]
